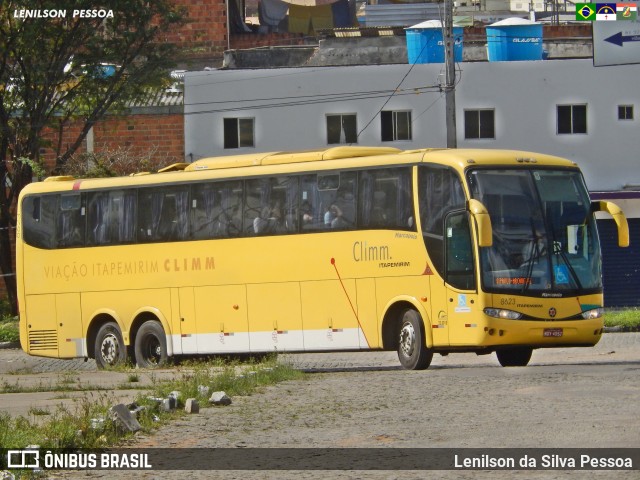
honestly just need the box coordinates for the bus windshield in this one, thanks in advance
[467,168,602,295]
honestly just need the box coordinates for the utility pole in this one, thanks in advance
[443,0,457,148]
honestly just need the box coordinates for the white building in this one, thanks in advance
[185,59,638,192]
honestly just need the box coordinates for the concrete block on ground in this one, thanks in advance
[110,403,141,433]
[185,398,200,414]
[209,391,232,406]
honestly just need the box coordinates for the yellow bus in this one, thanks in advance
[16,146,629,369]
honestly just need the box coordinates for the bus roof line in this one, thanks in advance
[157,163,189,173]
[184,146,403,172]
[44,175,76,182]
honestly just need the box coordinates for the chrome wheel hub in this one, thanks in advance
[399,322,416,358]
[100,334,119,365]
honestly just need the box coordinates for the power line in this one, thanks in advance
[184,86,442,116]
[183,85,438,108]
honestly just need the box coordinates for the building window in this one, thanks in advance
[464,109,495,139]
[223,118,254,149]
[557,105,587,134]
[618,105,634,120]
[327,114,357,144]
[381,110,412,141]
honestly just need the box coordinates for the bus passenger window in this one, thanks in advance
[245,176,298,236]
[325,172,356,230]
[22,195,57,249]
[57,193,85,248]
[358,167,414,230]
[138,187,189,242]
[87,190,137,245]
[191,181,242,239]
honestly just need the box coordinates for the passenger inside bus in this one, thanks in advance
[253,200,283,234]
[326,191,356,229]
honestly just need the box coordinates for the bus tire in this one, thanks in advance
[397,309,433,370]
[496,347,532,367]
[134,320,168,368]
[95,322,127,369]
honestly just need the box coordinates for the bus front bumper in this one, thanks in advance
[479,316,605,348]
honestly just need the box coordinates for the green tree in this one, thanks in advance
[0,0,185,313]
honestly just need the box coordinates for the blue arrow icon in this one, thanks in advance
[604,31,640,46]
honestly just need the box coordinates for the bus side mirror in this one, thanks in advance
[468,199,493,247]
[592,201,630,247]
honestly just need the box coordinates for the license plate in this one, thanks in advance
[544,328,563,338]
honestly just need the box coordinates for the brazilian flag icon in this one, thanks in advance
[576,2,596,19]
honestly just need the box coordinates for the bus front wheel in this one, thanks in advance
[496,347,533,367]
[134,321,168,368]
[397,309,433,370]
[95,322,127,369]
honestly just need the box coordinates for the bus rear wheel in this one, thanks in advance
[134,321,168,368]
[95,322,127,369]
[496,347,533,367]
[397,309,433,370]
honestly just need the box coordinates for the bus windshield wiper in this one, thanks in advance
[521,218,545,294]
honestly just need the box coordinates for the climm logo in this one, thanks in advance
[164,257,215,272]
[353,241,391,262]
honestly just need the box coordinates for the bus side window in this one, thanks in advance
[300,174,323,231]
[87,190,137,245]
[138,187,189,242]
[358,167,414,230]
[57,193,85,248]
[246,176,298,236]
[191,181,242,239]
[22,195,57,249]
[282,176,299,233]
[327,172,356,230]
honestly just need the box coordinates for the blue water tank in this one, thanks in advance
[486,18,543,62]
[406,20,463,64]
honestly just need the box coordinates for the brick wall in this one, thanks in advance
[41,112,185,171]
[542,24,592,38]
[464,24,592,44]
[163,0,229,61]
[91,113,185,165]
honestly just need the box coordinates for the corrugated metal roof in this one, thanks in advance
[125,89,183,108]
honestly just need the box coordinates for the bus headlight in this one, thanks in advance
[581,308,604,320]
[484,308,523,320]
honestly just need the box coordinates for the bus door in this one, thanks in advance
[427,211,478,346]
[444,211,480,345]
